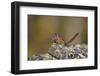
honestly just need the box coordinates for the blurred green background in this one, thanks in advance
[28,15,88,57]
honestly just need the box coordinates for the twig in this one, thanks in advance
[48,52,60,59]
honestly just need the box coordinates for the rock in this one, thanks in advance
[48,44,67,59]
[29,44,88,60]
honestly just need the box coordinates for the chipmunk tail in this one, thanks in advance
[66,33,79,44]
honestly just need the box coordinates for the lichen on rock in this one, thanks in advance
[28,43,88,60]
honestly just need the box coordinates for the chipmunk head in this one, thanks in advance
[51,33,65,45]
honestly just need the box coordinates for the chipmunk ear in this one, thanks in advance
[49,33,58,43]
[50,33,57,39]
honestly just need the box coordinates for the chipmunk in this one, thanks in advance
[51,33,79,46]
[51,33,65,45]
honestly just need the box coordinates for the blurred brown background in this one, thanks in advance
[28,15,88,57]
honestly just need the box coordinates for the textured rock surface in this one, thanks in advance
[28,44,88,60]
